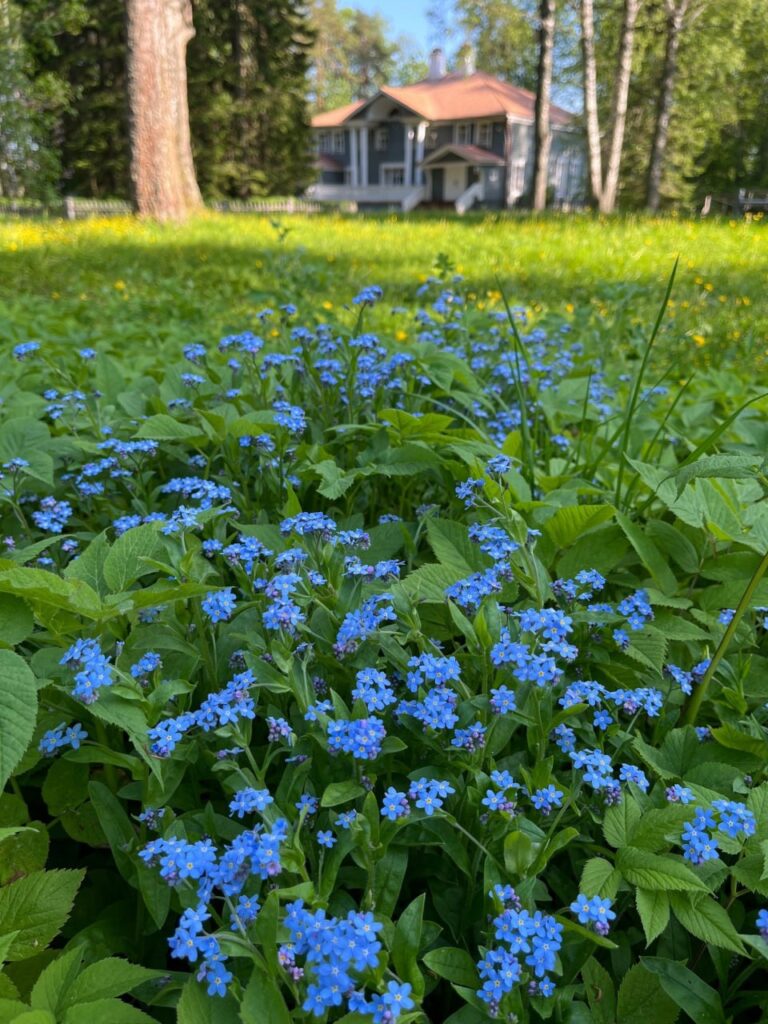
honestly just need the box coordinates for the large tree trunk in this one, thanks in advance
[532,0,556,211]
[126,0,202,220]
[600,0,641,213]
[646,0,689,211]
[579,0,603,206]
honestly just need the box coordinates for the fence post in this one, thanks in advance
[64,196,76,221]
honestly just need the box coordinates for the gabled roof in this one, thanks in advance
[311,71,574,129]
[312,99,365,128]
[421,144,505,167]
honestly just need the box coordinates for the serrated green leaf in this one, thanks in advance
[103,524,164,593]
[63,999,158,1024]
[543,504,615,549]
[616,848,709,892]
[636,889,670,946]
[393,893,425,997]
[29,946,84,1014]
[603,795,642,848]
[133,414,205,441]
[62,959,160,1009]
[0,594,33,646]
[580,857,621,899]
[0,650,38,796]
[176,977,240,1023]
[668,892,747,954]
[0,869,84,960]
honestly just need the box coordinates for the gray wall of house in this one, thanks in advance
[368,123,406,184]
[482,166,505,205]
[424,125,454,154]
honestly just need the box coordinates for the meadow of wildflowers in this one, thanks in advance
[0,229,768,1024]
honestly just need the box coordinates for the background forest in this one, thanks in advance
[0,0,767,209]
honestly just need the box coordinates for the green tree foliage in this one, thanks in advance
[309,0,425,110]
[0,0,64,198]
[188,0,314,198]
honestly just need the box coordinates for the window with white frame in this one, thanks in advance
[427,127,439,148]
[317,132,330,153]
[512,159,525,194]
[381,165,405,185]
[332,130,345,154]
[374,127,389,151]
[455,122,472,145]
[477,122,493,149]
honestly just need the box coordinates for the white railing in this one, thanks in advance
[306,183,422,206]
[401,186,426,212]
[454,181,484,214]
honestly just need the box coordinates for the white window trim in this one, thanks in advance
[477,122,493,149]
[379,162,406,186]
[454,122,472,145]
[374,127,389,151]
[332,130,344,154]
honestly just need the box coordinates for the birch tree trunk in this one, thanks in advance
[646,0,689,211]
[600,0,641,213]
[579,0,603,206]
[532,0,556,211]
[126,0,202,220]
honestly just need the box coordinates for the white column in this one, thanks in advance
[360,127,369,187]
[415,123,427,184]
[350,126,358,187]
[404,125,413,187]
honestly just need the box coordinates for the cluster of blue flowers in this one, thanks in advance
[477,886,564,1013]
[281,899,413,1020]
[681,801,756,864]
[569,893,617,935]
[380,778,456,820]
[147,670,255,756]
[38,721,88,755]
[60,638,114,704]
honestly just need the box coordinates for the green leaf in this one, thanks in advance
[240,965,291,1024]
[62,959,160,1009]
[636,889,670,946]
[64,533,111,597]
[603,795,642,848]
[0,595,33,646]
[543,504,615,549]
[63,1000,158,1024]
[674,454,762,495]
[0,420,54,486]
[616,848,709,893]
[320,781,365,807]
[709,724,768,761]
[393,893,425,997]
[0,650,38,794]
[133,414,205,441]
[668,892,747,955]
[0,568,101,620]
[422,947,477,988]
[103,524,164,593]
[616,964,680,1024]
[9,1011,56,1024]
[372,847,408,917]
[616,511,678,594]
[87,782,135,880]
[0,822,49,885]
[29,947,84,1014]
[581,957,615,1024]
[640,957,726,1024]
[0,869,84,960]
[580,857,621,900]
[426,518,488,575]
[503,830,537,877]
[176,977,241,1023]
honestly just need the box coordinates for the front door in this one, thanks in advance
[431,168,444,202]
[444,164,467,201]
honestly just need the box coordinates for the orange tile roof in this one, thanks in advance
[311,72,574,128]
[312,99,365,128]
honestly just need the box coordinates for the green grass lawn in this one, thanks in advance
[0,211,765,370]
